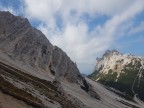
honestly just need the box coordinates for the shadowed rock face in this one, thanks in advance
[0,11,101,108]
[50,46,82,83]
[0,11,81,83]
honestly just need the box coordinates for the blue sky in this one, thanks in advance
[0,0,144,74]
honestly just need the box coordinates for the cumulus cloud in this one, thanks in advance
[21,0,144,74]
[23,0,138,30]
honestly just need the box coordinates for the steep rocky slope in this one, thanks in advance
[0,11,81,83]
[89,50,144,101]
[0,11,100,108]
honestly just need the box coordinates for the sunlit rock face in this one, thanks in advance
[89,50,144,101]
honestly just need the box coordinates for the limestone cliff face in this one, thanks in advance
[89,50,144,101]
[0,11,82,83]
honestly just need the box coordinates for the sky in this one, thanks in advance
[0,0,144,74]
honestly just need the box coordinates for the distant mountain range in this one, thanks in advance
[89,50,144,101]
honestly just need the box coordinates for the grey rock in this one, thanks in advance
[0,11,99,100]
[0,11,80,83]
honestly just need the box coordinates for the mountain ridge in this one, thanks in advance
[0,11,101,108]
[0,11,82,83]
[89,50,144,101]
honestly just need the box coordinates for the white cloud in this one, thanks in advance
[23,0,140,30]
[21,0,144,74]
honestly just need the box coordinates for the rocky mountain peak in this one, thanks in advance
[112,50,120,55]
[0,11,99,104]
[94,50,144,75]
[89,50,144,101]
[0,11,82,83]
[103,50,121,59]
[103,50,111,58]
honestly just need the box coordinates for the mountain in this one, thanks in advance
[89,50,144,101]
[0,11,82,84]
[0,11,100,108]
[0,11,143,108]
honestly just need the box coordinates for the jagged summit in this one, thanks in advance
[96,50,121,65]
[102,50,121,58]
[89,50,144,102]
